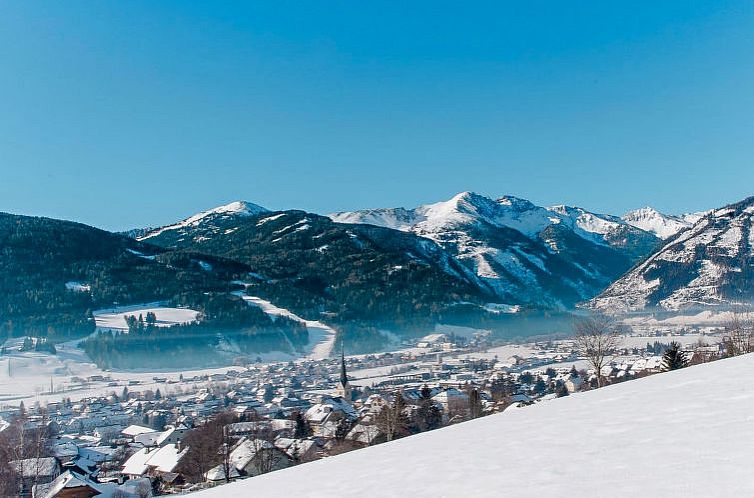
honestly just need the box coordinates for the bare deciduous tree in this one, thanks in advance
[722,309,754,357]
[375,391,409,441]
[574,314,621,388]
[176,410,237,483]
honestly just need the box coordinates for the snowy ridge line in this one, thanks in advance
[138,200,268,241]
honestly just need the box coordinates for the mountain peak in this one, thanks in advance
[184,201,268,223]
[138,201,268,241]
[622,206,690,239]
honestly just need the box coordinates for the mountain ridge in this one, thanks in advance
[591,196,754,311]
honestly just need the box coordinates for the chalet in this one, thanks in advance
[273,437,320,462]
[229,438,291,477]
[121,443,187,479]
[36,471,99,498]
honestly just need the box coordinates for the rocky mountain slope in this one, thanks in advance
[331,192,661,307]
[591,196,754,311]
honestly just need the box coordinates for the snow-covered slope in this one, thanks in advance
[139,201,268,242]
[592,196,754,311]
[193,354,754,498]
[331,192,660,307]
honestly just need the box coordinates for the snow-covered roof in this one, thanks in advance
[40,471,94,498]
[205,464,241,482]
[230,438,275,470]
[122,444,187,476]
[122,424,156,437]
[189,354,754,497]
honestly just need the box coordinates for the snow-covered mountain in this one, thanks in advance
[591,196,754,311]
[331,192,661,307]
[622,206,693,239]
[192,354,754,497]
[136,206,490,328]
[138,201,268,243]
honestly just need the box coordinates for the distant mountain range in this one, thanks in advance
[591,197,754,311]
[3,192,752,347]
[330,192,661,308]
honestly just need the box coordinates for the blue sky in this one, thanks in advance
[1,1,753,230]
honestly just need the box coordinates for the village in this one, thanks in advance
[0,321,725,498]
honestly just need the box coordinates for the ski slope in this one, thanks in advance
[194,354,754,497]
[232,291,336,360]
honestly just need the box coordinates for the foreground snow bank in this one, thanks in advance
[193,354,754,497]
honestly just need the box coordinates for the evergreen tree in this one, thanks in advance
[263,385,275,403]
[662,341,689,371]
[416,385,442,431]
[154,388,162,400]
[334,417,352,441]
[293,411,312,439]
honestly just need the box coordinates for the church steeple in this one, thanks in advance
[338,344,352,401]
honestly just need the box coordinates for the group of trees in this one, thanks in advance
[176,411,239,483]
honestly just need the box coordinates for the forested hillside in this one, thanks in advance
[0,213,250,340]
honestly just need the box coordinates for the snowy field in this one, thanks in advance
[194,354,754,498]
[93,304,200,331]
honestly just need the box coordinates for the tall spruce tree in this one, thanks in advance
[662,341,689,371]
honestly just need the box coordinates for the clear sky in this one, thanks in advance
[1,1,754,231]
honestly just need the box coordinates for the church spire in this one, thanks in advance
[338,342,352,402]
[339,343,348,388]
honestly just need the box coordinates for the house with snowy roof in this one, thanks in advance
[36,470,153,498]
[121,443,188,479]
[304,397,358,435]
[204,437,291,482]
